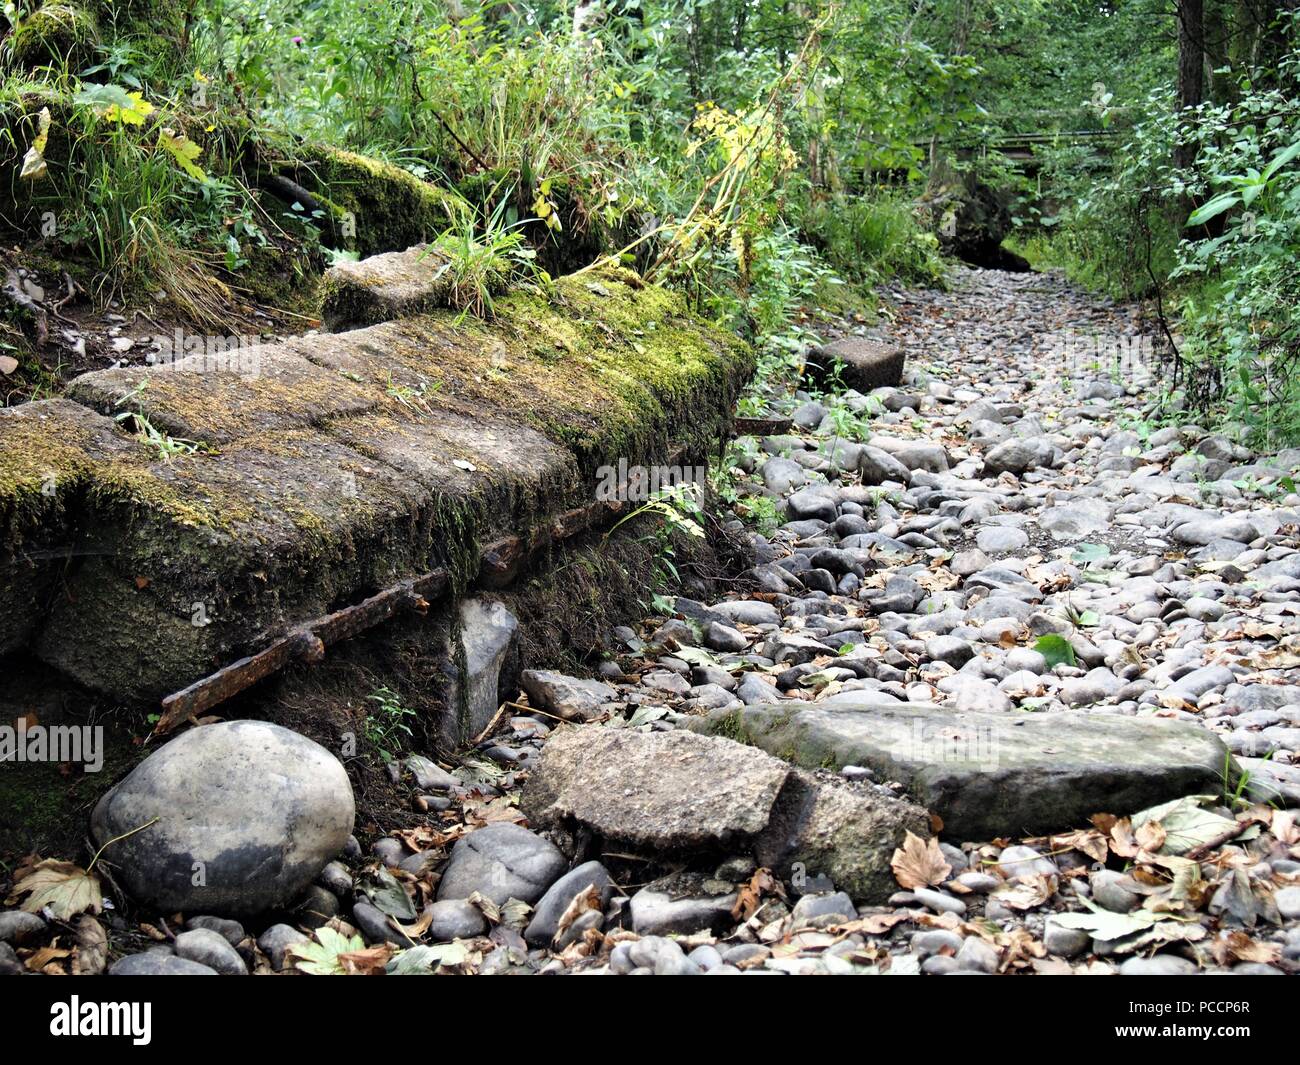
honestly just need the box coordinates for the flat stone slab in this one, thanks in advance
[1,266,753,701]
[806,337,905,392]
[522,726,791,849]
[320,244,457,330]
[695,701,1236,840]
[68,345,379,445]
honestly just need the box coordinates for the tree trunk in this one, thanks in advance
[1175,0,1205,170]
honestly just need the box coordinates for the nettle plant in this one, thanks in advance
[1172,60,1300,446]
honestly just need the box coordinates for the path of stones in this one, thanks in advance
[12,266,1299,977]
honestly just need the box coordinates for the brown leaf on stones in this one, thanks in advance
[1209,931,1280,966]
[1090,812,1118,835]
[991,874,1055,911]
[1272,811,1300,846]
[24,943,71,972]
[732,867,781,922]
[1107,818,1140,859]
[891,831,951,890]
[555,884,603,942]
[464,794,527,828]
[1049,829,1109,864]
[337,943,395,975]
[395,905,434,940]
[72,915,107,976]
[1135,819,1167,857]
[396,825,451,852]
[995,927,1046,972]
[835,912,913,936]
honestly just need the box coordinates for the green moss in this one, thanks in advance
[0,407,98,544]
[0,738,134,861]
[5,3,100,72]
[285,145,471,258]
[336,267,754,483]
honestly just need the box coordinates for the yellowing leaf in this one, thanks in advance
[158,128,206,181]
[285,926,367,975]
[20,107,52,181]
[7,859,102,920]
[890,831,951,890]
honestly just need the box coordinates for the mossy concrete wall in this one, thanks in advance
[1,265,753,702]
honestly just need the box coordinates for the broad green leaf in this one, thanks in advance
[1261,139,1300,181]
[387,942,470,974]
[1071,542,1110,565]
[356,867,418,920]
[158,128,206,180]
[1034,633,1076,669]
[1186,192,1240,227]
[1131,794,1259,855]
[285,926,366,975]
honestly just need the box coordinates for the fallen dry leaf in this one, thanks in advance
[1050,829,1109,864]
[733,867,781,922]
[6,859,102,920]
[555,884,604,942]
[24,943,71,972]
[891,830,951,890]
[835,911,913,936]
[1209,930,1280,966]
[991,874,1055,911]
[337,944,395,975]
[72,915,107,976]
[1273,811,1300,846]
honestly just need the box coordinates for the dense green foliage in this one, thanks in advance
[2,0,1297,441]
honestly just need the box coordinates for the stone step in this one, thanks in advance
[804,336,906,393]
[320,244,457,330]
[1,266,753,703]
[694,700,1237,840]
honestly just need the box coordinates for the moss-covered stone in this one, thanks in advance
[67,346,382,445]
[5,3,100,72]
[306,266,755,478]
[282,146,470,258]
[319,243,458,331]
[2,266,753,702]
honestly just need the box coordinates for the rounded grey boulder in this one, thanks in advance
[436,823,566,906]
[91,720,354,917]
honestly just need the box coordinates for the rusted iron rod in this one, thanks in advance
[154,569,450,735]
[153,465,678,733]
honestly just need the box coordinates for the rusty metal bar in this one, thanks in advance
[154,569,449,735]
[153,480,657,733]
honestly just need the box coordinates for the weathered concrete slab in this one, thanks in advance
[523,724,929,901]
[67,345,380,445]
[320,244,457,330]
[755,767,929,904]
[695,701,1235,840]
[34,428,440,700]
[1,400,146,654]
[304,271,751,475]
[523,726,792,849]
[806,336,905,392]
[0,266,753,703]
